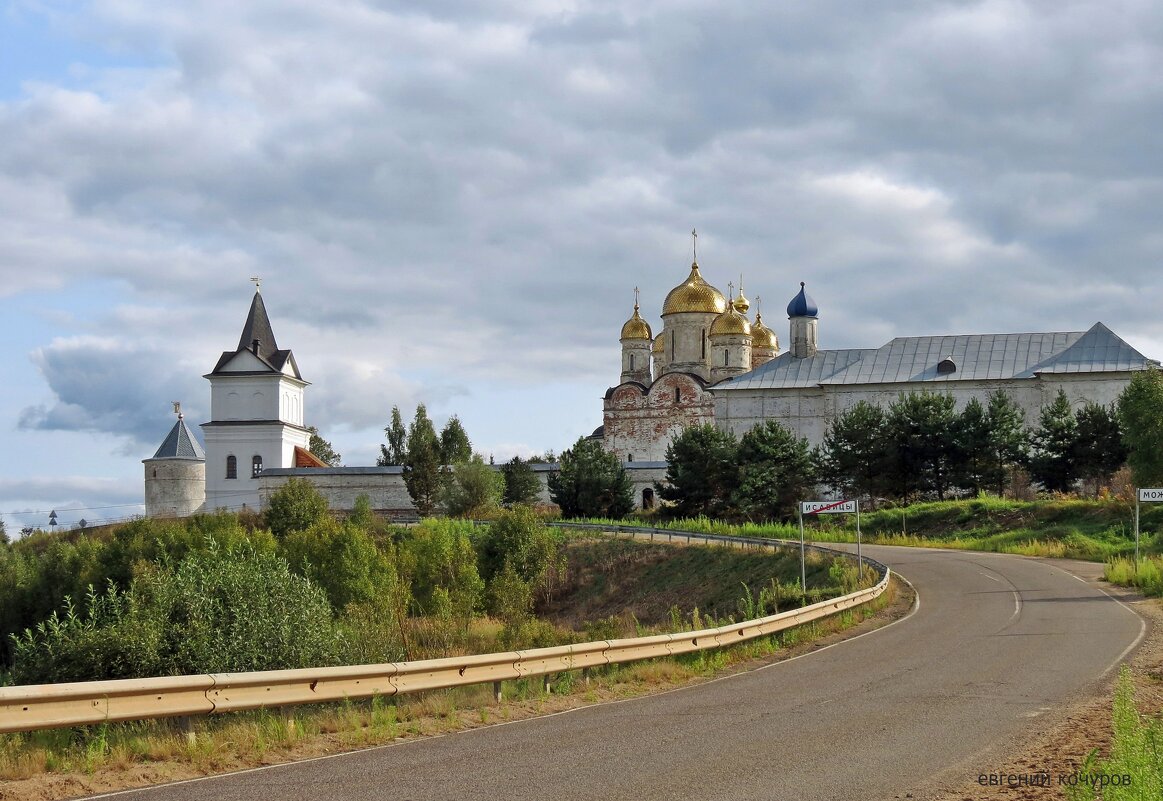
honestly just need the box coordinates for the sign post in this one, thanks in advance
[1135,488,1163,569]
[799,499,861,594]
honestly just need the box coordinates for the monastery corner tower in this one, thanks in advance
[201,284,310,512]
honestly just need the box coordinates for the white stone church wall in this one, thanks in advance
[257,463,668,515]
[714,373,1139,447]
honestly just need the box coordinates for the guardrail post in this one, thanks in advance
[493,681,503,703]
[176,715,197,746]
[277,706,296,737]
[582,667,591,687]
[543,674,551,694]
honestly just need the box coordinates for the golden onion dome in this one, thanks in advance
[733,285,750,314]
[652,333,665,354]
[751,312,779,349]
[662,262,727,316]
[710,302,752,338]
[619,303,652,341]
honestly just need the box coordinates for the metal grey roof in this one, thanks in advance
[715,348,872,390]
[715,322,1156,391]
[149,417,205,460]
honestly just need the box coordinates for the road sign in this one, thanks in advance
[798,498,864,592]
[801,499,857,515]
[1138,488,1163,502]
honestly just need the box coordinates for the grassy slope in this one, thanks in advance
[578,496,1163,563]
[544,537,837,631]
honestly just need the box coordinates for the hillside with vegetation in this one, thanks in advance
[0,481,860,688]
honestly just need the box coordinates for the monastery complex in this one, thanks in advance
[144,240,1158,516]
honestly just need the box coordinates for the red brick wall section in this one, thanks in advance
[603,372,715,461]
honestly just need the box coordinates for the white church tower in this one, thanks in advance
[201,282,310,512]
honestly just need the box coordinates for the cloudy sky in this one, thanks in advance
[2,0,1161,532]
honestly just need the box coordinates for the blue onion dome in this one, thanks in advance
[786,282,818,318]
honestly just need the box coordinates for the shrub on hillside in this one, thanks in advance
[265,477,330,539]
[10,542,345,683]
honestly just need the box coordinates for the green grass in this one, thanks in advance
[1105,556,1163,597]
[1064,665,1163,800]
[573,496,1163,562]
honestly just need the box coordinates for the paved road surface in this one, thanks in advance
[89,545,1145,801]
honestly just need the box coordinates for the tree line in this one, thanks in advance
[659,369,1163,521]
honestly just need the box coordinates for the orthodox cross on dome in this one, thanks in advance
[691,229,698,262]
[755,295,763,314]
[172,401,183,419]
[250,276,261,293]
[634,286,640,309]
[728,281,735,301]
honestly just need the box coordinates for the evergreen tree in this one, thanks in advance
[377,406,407,467]
[439,415,473,465]
[733,421,815,521]
[500,456,541,506]
[657,424,739,518]
[983,390,1029,497]
[1073,402,1126,494]
[953,397,991,495]
[547,436,634,518]
[1029,389,1079,493]
[1118,368,1163,487]
[819,401,891,503]
[886,392,960,500]
[403,404,443,516]
[307,426,342,466]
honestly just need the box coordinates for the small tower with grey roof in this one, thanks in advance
[143,403,206,517]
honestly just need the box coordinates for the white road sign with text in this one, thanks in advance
[801,500,857,515]
[1138,488,1163,503]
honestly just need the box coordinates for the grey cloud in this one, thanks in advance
[0,0,1161,460]
[19,338,206,446]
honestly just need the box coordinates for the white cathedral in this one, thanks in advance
[602,235,1157,464]
[145,243,1159,516]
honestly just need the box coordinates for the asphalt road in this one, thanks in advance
[89,545,1145,801]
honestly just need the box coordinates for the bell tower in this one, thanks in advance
[201,280,311,511]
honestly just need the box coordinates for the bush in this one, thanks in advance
[10,541,346,683]
[265,478,330,539]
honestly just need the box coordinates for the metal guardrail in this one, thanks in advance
[0,525,890,735]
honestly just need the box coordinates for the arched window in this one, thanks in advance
[674,386,681,403]
[226,455,237,480]
[629,353,635,371]
[642,488,655,509]
[701,329,706,359]
[723,349,729,366]
[252,455,263,478]
[628,453,634,463]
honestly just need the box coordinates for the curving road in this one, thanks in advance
[87,545,1145,801]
